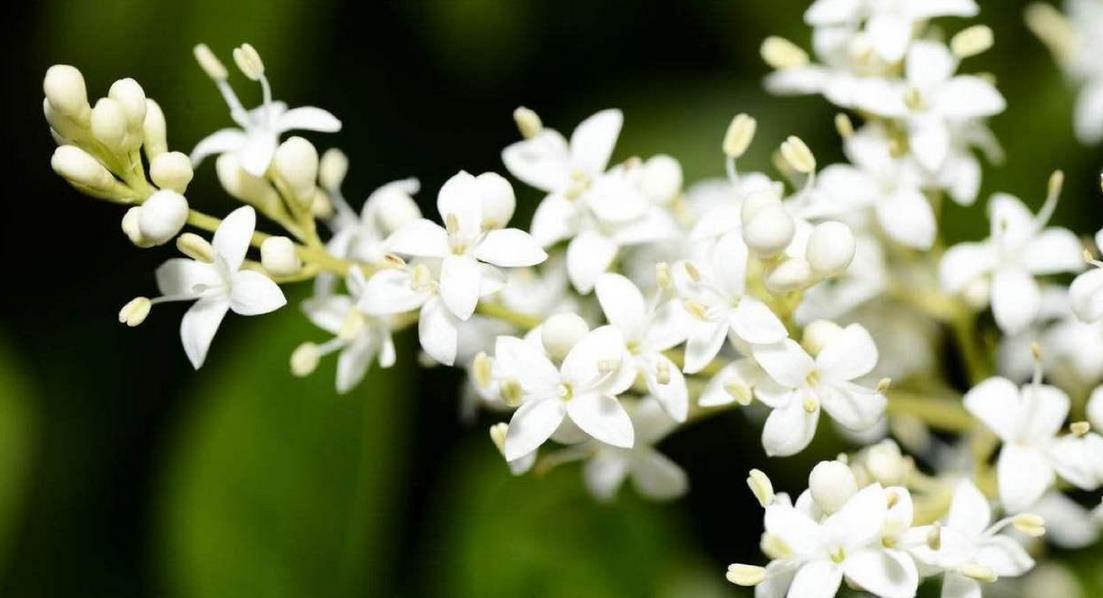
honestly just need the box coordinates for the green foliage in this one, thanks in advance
[158,309,409,598]
[419,442,727,598]
[0,337,38,568]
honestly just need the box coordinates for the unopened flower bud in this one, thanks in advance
[806,221,856,275]
[780,136,815,174]
[51,145,115,191]
[273,136,319,204]
[475,172,516,229]
[118,297,151,327]
[372,182,422,235]
[108,78,147,130]
[43,64,90,120]
[513,106,542,139]
[260,236,302,276]
[232,43,264,81]
[951,25,994,59]
[176,232,214,262]
[122,207,152,248]
[802,320,843,357]
[864,440,909,486]
[142,99,168,159]
[216,153,281,208]
[743,203,795,257]
[311,190,334,219]
[318,148,348,191]
[746,469,774,507]
[1087,387,1103,431]
[541,313,589,360]
[809,460,858,514]
[761,36,809,70]
[193,44,227,80]
[91,97,129,151]
[766,257,812,293]
[726,564,766,587]
[138,190,189,245]
[640,154,682,202]
[290,343,321,377]
[723,114,756,158]
[150,151,194,193]
[740,188,781,222]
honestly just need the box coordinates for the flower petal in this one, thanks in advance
[504,397,566,461]
[816,323,878,381]
[729,297,787,345]
[276,106,342,133]
[336,336,374,394]
[583,453,629,501]
[1019,383,1070,443]
[1069,268,1103,323]
[436,171,483,239]
[569,109,622,176]
[990,266,1040,335]
[939,242,995,294]
[595,273,646,338]
[867,13,911,62]
[418,297,459,366]
[997,444,1054,513]
[494,335,560,395]
[934,77,1006,120]
[156,258,221,298]
[1023,228,1084,275]
[821,382,886,432]
[876,188,936,250]
[907,41,955,90]
[566,392,634,449]
[975,535,1034,577]
[1073,79,1103,145]
[180,296,231,369]
[229,270,286,315]
[762,398,819,457]
[566,231,618,293]
[787,560,843,598]
[529,194,577,247]
[630,449,687,501]
[384,219,450,258]
[501,130,572,193]
[946,479,991,537]
[940,574,981,598]
[440,255,482,320]
[644,354,689,423]
[753,339,814,389]
[213,206,256,271]
[473,228,547,267]
[842,547,919,598]
[682,322,727,375]
[562,325,630,393]
[190,128,246,167]
[823,484,887,548]
[237,130,278,177]
[963,376,1021,441]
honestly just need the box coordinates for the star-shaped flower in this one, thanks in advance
[152,206,286,368]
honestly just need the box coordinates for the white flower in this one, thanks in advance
[750,483,919,598]
[674,233,788,374]
[940,192,1082,335]
[502,109,677,292]
[595,273,689,421]
[327,178,422,264]
[898,40,1005,173]
[301,269,396,394]
[964,377,1085,512]
[814,124,936,249]
[805,0,978,63]
[152,206,286,368]
[1030,0,1103,144]
[190,49,340,176]
[1069,229,1103,322]
[385,171,547,321]
[498,326,637,460]
[582,396,687,502]
[752,323,886,456]
[360,262,463,366]
[907,479,1035,596]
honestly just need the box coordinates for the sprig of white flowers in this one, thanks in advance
[42,4,1103,594]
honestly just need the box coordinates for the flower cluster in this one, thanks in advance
[43,3,1103,595]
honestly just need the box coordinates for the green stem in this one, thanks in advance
[886,390,973,432]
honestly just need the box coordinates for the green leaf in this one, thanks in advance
[0,336,38,568]
[418,441,729,598]
[158,309,409,598]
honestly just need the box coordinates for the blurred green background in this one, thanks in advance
[1,1,1100,596]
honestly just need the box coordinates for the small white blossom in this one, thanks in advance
[752,323,886,456]
[940,191,1082,334]
[152,206,286,368]
[805,0,978,63]
[385,171,547,321]
[498,326,637,460]
[582,396,687,502]
[595,273,689,421]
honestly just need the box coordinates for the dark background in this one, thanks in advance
[0,1,1100,596]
